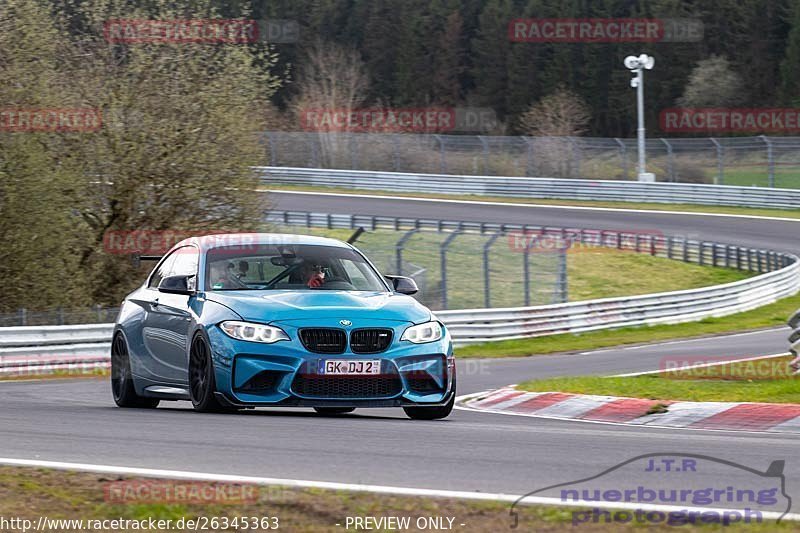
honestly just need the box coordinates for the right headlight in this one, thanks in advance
[220,321,289,344]
[401,321,443,344]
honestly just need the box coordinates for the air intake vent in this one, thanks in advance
[299,328,346,354]
[292,374,402,399]
[350,328,393,354]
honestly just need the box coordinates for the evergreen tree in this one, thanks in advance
[780,0,800,104]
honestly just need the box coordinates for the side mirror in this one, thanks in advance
[158,274,195,295]
[385,275,418,295]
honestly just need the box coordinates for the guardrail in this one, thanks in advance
[258,166,800,209]
[790,309,800,374]
[263,132,800,187]
[266,210,793,274]
[265,210,800,344]
[440,263,799,344]
[0,324,113,348]
[0,324,112,375]
[3,213,798,369]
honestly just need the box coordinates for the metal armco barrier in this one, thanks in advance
[2,214,798,364]
[258,166,800,209]
[263,132,800,187]
[0,324,113,375]
[266,210,794,274]
[0,324,113,348]
[440,263,799,344]
[263,210,800,345]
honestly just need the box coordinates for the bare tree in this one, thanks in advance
[678,55,746,107]
[518,88,590,177]
[518,87,591,137]
[291,40,371,166]
[292,39,370,117]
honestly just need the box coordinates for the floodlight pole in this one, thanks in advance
[625,54,654,182]
[635,66,646,179]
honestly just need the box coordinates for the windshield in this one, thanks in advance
[205,244,388,292]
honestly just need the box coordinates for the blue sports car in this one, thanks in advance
[111,233,456,419]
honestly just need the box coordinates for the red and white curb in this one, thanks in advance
[458,387,800,434]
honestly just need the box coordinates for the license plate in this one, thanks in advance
[319,359,382,375]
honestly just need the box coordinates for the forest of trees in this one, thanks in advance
[4,0,800,311]
[208,0,800,137]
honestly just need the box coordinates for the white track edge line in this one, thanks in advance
[577,327,789,355]
[612,352,790,377]
[0,457,796,521]
[268,190,800,223]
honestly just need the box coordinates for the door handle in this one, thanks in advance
[151,298,159,307]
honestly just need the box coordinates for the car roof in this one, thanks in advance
[174,233,352,252]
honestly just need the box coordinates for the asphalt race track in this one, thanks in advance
[1,192,798,508]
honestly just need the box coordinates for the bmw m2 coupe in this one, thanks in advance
[111,233,455,419]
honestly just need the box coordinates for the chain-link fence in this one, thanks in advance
[0,306,120,327]
[264,132,800,189]
[1,232,565,322]
[271,225,568,311]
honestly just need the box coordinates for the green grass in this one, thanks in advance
[566,250,749,301]
[719,167,800,189]
[0,466,794,531]
[517,356,799,404]
[454,291,800,358]
[264,184,800,219]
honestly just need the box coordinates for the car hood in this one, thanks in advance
[205,290,432,324]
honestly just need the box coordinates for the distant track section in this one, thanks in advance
[258,166,800,209]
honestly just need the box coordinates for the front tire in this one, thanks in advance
[111,334,159,409]
[189,333,225,412]
[403,393,454,420]
[403,375,456,420]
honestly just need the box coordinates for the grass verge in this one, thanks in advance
[265,184,800,220]
[454,292,800,358]
[0,466,792,532]
[0,369,108,382]
[517,356,798,404]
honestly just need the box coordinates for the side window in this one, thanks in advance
[169,246,199,291]
[170,246,199,277]
[147,252,177,289]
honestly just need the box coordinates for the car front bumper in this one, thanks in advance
[207,319,455,408]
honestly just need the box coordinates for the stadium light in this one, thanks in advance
[624,54,655,182]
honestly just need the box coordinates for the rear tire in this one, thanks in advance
[189,333,226,413]
[111,334,159,409]
[313,407,355,415]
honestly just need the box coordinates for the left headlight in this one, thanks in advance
[401,321,443,344]
[220,321,289,344]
